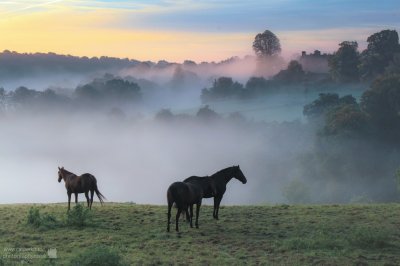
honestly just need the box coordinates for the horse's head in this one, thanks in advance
[57,166,64,183]
[233,165,247,184]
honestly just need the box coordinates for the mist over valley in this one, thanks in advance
[1,29,400,205]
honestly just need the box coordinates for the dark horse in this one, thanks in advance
[167,179,216,232]
[57,167,106,210]
[184,165,247,220]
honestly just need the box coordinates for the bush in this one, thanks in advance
[70,246,127,266]
[27,207,58,229]
[27,207,41,227]
[66,204,91,227]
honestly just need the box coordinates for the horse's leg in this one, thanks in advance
[185,207,190,223]
[90,189,94,209]
[215,196,222,220]
[67,192,71,211]
[85,192,90,208]
[213,197,219,219]
[167,202,172,232]
[175,208,182,232]
[189,204,194,228]
[74,193,78,205]
[195,202,201,229]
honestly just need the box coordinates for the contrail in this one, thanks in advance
[1,0,64,15]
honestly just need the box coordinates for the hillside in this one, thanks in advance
[0,203,399,265]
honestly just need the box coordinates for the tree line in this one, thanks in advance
[0,75,142,112]
[201,29,400,102]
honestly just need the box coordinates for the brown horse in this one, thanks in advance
[57,167,106,210]
[167,180,214,232]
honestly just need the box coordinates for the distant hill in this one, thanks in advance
[0,50,141,79]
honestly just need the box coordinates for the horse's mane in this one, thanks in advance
[211,166,234,177]
[61,168,75,176]
[184,175,209,182]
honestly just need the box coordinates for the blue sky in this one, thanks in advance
[0,0,398,61]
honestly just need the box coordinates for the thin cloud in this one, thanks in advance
[0,0,64,18]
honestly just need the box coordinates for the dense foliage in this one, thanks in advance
[253,30,281,58]
[0,75,142,112]
[329,41,360,82]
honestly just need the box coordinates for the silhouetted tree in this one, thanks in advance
[303,93,356,119]
[196,105,220,121]
[75,78,141,104]
[329,41,360,82]
[75,84,101,101]
[103,79,141,102]
[385,53,400,75]
[245,77,272,95]
[274,60,305,83]
[360,74,400,139]
[201,77,244,102]
[359,30,400,80]
[253,30,281,58]
[324,104,367,136]
[11,86,38,104]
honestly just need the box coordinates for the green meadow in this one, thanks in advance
[0,203,399,265]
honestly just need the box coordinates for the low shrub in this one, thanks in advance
[66,204,91,227]
[69,246,127,266]
[27,207,58,229]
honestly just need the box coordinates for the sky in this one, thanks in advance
[0,0,399,62]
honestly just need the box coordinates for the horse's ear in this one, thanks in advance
[58,166,60,170]
[237,165,240,169]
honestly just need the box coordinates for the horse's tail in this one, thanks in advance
[94,183,106,205]
[167,182,186,210]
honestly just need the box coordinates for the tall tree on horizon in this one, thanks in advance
[253,30,281,58]
[252,30,284,76]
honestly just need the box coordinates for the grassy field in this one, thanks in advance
[0,203,399,265]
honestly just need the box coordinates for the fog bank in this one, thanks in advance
[0,112,314,205]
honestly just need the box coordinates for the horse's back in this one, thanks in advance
[80,173,96,182]
[77,173,97,190]
[183,176,202,182]
[184,176,214,198]
[167,181,204,207]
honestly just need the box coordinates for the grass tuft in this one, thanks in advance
[66,204,92,227]
[69,246,127,266]
[27,207,58,230]
[348,226,392,249]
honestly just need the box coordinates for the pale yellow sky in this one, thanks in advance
[0,4,253,62]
